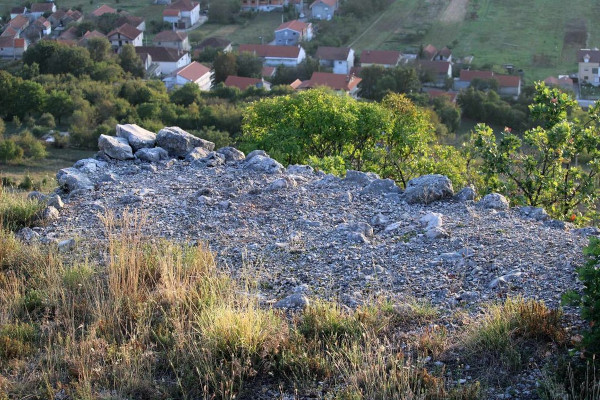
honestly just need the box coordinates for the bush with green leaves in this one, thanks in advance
[470,82,600,220]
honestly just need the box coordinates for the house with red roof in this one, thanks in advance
[238,44,306,67]
[10,6,27,20]
[0,37,27,59]
[262,66,276,79]
[275,20,313,46]
[163,0,200,29]
[107,23,144,49]
[224,75,271,91]
[8,15,30,36]
[153,30,190,51]
[577,49,600,86]
[455,69,521,97]
[544,76,574,92]
[310,0,338,20]
[78,30,106,46]
[360,50,402,68]
[91,4,118,17]
[116,15,146,32]
[57,26,79,45]
[297,72,361,97]
[163,61,213,90]
[241,0,288,12]
[316,46,355,74]
[23,16,51,41]
[417,60,452,87]
[495,74,521,97]
[30,2,57,19]
[135,46,191,75]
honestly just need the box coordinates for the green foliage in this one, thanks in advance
[119,44,144,78]
[0,119,4,138]
[194,126,232,149]
[236,52,263,79]
[0,190,45,231]
[213,51,237,83]
[470,83,600,219]
[170,83,202,107]
[15,131,47,160]
[358,65,421,101]
[37,113,55,129]
[458,87,528,131]
[0,139,24,163]
[208,0,240,23]
[307,155,347,176]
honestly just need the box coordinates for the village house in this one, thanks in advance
[421,44,437,61]
[91,4,118,17]
[48,9,84,29]
[224,75,271,91]
[30,3,57,19]
[544,76,574,92]
[78,30,106,46]
[455,69,522,97]
[578,49,600,86]
[57,26,79,45]
[163,61,213,90]
[238,44,306,67]
[274,20,313,46]
[315,46,354,74]
[7,15,30,36]
[135,46,191,75]
[417,60,452,87]
[153,30,190,51]
[310,0,338,20]
[0,37,27,58]
[422,88,458,103]
[163,0,200,29]
[116,15,146,32]
[240,0,289,12]
[23,17,51,41]
[107,23,144,50]
[360,49,402,68]
[297,71,361,97]
[262,66,276,80]
[10,6,27,20]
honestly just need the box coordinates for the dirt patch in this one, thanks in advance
[563,18,587,47]
[439,0,469,23]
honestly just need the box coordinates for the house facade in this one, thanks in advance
[164,0,200,29]
[238,44,306,67]
[310,0,338,20]
[224,75,271,91]
[241,0,288,12]
[360,50,401,68]
[0,37,27,58]
[107,24,144,50]
[30,3,57,19]
[315,46,354,74]
[164,61,213,91]
[275,20,313,46]
[135,46,191,75]
[297,72,361,97]
[417,60,452,87]
[455,69,522,97]
[153,30,190,51]
[578,49,600,86]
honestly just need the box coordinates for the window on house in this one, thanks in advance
[594,68,598,74]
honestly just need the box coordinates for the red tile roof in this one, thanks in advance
[31,3,55,13]
[34,17,51,28]
[238,44,302,58]
[58,26,79,41]
[316,46,351,60]
[176,61,211,81]
[1,26,18,38]
[439,47,452,58]
[423,44,437,59]
[14,38,26,48]
[154,30,188,42]
[290,79,303,89]
[310,0,336,7]
[276,20,309,32]
[166,0,199,12]
[459,69,494,81]
[544,76,574,87]
[11,6,27,14]
[494,74,520,88]
[418,60,451,75]
[360,49,401,65]
[162,9,181,17]
[423,88,458,103]
[116,15,145,28]
[299,72,361,91]
[262,66,276,78]
[9,15,29,30]
[224,75,266,90]
[107,23,142,40]
[91,4,117,17]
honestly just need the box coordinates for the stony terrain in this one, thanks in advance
[24,124,595,317]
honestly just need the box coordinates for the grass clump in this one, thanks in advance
[0,189,45,231]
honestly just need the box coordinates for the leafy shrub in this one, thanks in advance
[37,112,56,129]
[15,131,47,159]
[0,139,24,163]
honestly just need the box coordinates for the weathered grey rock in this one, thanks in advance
[244,155,283,174]
[268,177,297,191]
[404,175,453,204]
[157,127,214,157]
[16,227,39,242]
[371,213,389,227]
[489,271,523,289]
[116,124,156,151]
[119,194,143,205]
[479,193,509,210]
[420,212,443,230]
[426,227,449,239]
[360,179,401,195]
[41,206,59,222]
[58,238,76,253]
[217,147,245,162]
[192,152,226,168]
[218,200,231,209]
[47,194,64,209]
[73,158,107,174]
[573,227,600,236]
[97,172,117,183]
[337,222,374,238]
[518,206,549,221]
[384,222,402,233]
[287,164,314,175]
[141,164,157,173]
[314,174,342,187]
[135,147,169,163]
[27,191,46,202]
[185,147,211,161]
[457,291,480,303]
[347,231,370,243]
[245,149,267,161]
[344,170,379,186]
[455,186,476,202]
[544,219,570,230]
[274,293,310,309]
[98,135,134,160]
[56,168,94,192]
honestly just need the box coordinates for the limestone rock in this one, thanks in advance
[455,186,476,202]
[217,147,245,162]
[404,175,453,204]
[518,206,549,221]
[157,127,214,157]
[56,168,94,192]
[73,158,107,174]
[360,178,401,195]
[479,193,509,210]
[47,194,64,209]
[420,212,443,230]
[192,152,226,168]
[16,227,39,242]
[344,170,379,186]
[185,147,211,161]
[274,293,310,309]
[287,164,314,175]
[116,124,156,151]
[135,147,169,163]
[41,206,59,222]
[98,135,134,160]
[58,238,76,252]
[27,191,46,202]
[245,150,267,161]
[244,155,283,174]
[268,177,297,191]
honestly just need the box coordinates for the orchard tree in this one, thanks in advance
[471,82,600,219]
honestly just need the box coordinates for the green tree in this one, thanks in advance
[119,44,144,78]
[0,71,16,118]
[213,51,237,83]
[0,139,24,163]
[45,90,75,125]
[13,81,46,118]
[16,131,47,159]
[236,52,263,78]
[86,37,113,62]
[471,82,600,219]
[170,83,202,107]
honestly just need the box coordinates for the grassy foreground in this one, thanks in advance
[0,190,592,399]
